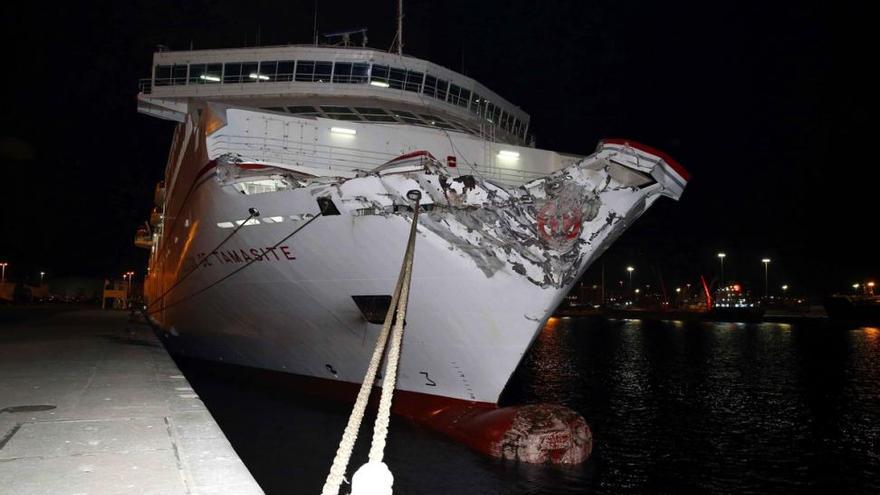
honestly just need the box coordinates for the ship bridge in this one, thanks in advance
[137,45,531,145]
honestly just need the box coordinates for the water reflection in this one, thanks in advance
[502,318,880,493]
[181,317,880,494]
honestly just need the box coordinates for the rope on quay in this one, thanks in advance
[321,190,422,495]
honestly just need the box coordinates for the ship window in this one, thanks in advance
[287,106,319,115]
[456,88,471,108]
[264,107,287,113]
[333,62,352,83]
[276,61,295,82]
[295,61,315,82]
[354,107,387,115]
[321,106,362,121]
[423,75,437,98]
[362,114,398,122]
[388,67,406,90]
[436,79,448,101]
[259,61,278,80]
[241,62,259,83]
[392,111,424,125]
[470,93,482,114]
[223,62,243,83]
[500,112,509,131]
[189,64,206,84]
[371,64,390,85]
[448,84,466,107]
[155,65,172,86]
[357,108,397,122]
[171,64,187,85]
[332,62,368,84]
[404,70,423,92]
[314,61,332,82]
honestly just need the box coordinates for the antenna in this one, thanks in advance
[390,0,404,55]
[313,0,319,46]
[397,0,403,55]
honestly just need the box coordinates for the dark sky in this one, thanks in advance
[1,0,875,296]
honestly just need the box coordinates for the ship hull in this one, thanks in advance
[144,107,688,406]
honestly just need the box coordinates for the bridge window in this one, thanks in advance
[241,62,259,83]
[392,110,424,125]
[155,64,187,86]
[258,61,278,80]
[296,61,332,83]
[470,93,482,114]
[388,67,406,90]
[321,106,362,121]
[436,79,448,101]
[188,63,222,84]
[355,107,397,122]
[404,70,423,92]
[223,63,242,83]
[333,62,369,84]
[448,84,470,108]
[276,61,295,82]
[371,64,390,86]
[287,105,321,116]
[423,75,437,98]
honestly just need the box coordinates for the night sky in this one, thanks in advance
[1,1,875,297]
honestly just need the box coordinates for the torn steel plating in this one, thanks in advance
[214,142,686,290]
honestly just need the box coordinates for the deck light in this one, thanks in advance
[497,150,520,159]
[199,74,221,82]
[249,73,270,81]
[370,80,390,88]
[331,127,357,136]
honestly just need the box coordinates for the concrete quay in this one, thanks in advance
[0,307,263,494]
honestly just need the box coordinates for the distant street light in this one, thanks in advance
[852,283,860,295]
[626,266,634,290]
[125,271,135,301]
[762,258,771,299]
[717,253,726,288]
[39,271,45,286]
[781,284,788,298]
[0,262,7,284]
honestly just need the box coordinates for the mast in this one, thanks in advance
[395,0,404,55]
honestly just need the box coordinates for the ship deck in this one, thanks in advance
[0,307,262,494]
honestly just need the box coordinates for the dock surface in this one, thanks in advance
[0,308,263,494]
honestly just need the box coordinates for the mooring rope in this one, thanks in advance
[321,190,422,495]
[147,210,323,316]
[146,207,261,311]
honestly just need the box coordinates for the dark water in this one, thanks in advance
[178,318,880,494]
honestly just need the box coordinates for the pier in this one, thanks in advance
[0,307,262,494]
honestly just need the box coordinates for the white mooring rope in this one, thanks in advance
[321,191,422,495]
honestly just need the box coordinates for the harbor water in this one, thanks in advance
[178,317,880,494]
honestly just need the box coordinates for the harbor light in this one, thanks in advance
[369,80,390,88]
[0,262,7,283]
[497,150,520,160]
[330,127,357,136]
[675,287,681,293]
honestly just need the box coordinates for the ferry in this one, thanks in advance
[135,32,689,463]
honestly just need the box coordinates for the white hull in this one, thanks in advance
[145,105,688,405]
